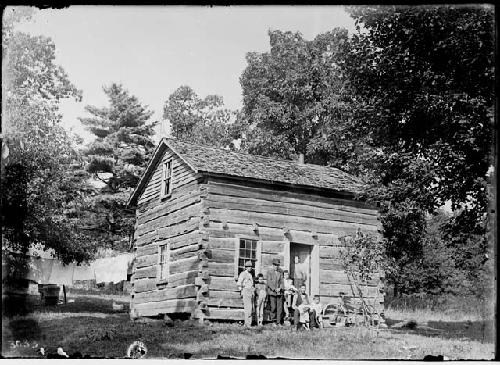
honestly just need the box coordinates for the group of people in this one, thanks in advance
[236,257,324,330]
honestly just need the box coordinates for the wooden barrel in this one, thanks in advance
[39,284,60,305]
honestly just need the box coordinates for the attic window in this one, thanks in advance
[160,159,173,199]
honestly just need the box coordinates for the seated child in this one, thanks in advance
[292,284,312,330]
[283,270,296,319]
[254,273,267,326]
[298,305,311,330]
[309,295,324,328]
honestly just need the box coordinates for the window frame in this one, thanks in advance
[160,159,174,200]
[157,242,170,284]
[233,236,261,279]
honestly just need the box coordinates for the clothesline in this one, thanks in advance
[20,253,134,286]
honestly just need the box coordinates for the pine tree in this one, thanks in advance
[79,83,157,251]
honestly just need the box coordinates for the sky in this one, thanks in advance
[14,5,357,143]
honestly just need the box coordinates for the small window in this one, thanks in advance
[237,238,258,276]
[159,244,169,281]
[160,159,173,199]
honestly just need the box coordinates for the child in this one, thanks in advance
[292,284,312,330]
[283,270,296,320]
[254,273,267,326]
[309,295,324,328]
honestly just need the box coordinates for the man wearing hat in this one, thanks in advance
[237,260,255,328]
[266,258,284,325]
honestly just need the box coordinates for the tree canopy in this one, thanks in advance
[2,9,94,264]
[163,85,238,149]
[346,5,494,214]
[239,29,358,166]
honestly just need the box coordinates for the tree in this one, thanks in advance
[163,85,238,149]
[346,5,494,214]
[79,83,156,251]
[239,29,358,166]
[345,5,494,296]
[2,8,94,265]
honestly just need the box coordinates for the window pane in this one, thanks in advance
[239,241,245,249]
[251,250,256,259]
[165,179,171,195]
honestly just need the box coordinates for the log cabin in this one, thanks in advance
[127,138,383,321]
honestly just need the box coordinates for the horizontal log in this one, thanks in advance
[319,260,345,271]
[206,195,380,227]
[208,237,236,250]
[209,276,239,291]
[136,243,158,257]
[170,243,199,261]
[138,179,200,221]
[134,298,196,317]
[138,180,198,214]
[135,253,157,269]
[136,202,203,237]
[167,270,199,287]
[211,249,235,263]
[158,218,199,240]
[133,265,157,280]
[135,230,158,247]
[209,208,378,235]
[207,223,344,245]
[133,284,197,304]
[207,296,243,309]
[169,256,200,274]
[168,231,203,250]
[319,246,344,259]
[210,289,241,299]
[137,191,202,227]
[204,308,244,321]
[207,180,378,215]
[133,278,157,293]
[261,241,285,254]
[208,262,234,277]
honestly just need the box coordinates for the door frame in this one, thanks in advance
[284,239,319,297]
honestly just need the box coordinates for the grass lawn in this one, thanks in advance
[1,294,495,360]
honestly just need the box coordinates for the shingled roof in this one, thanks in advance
[128,138,365,206]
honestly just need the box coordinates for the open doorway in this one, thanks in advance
[289,243,312,296]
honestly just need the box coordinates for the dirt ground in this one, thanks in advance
[1,294,495,359]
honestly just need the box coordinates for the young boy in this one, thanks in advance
[283,270,296,320]
[292,284,312,330]
[309,295,324,328]
[254,273,267,326]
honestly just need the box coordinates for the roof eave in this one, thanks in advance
[200,171,366,201]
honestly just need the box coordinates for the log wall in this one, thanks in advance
[130,149,206,318]
[198,178,383,321]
